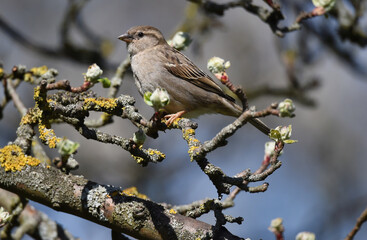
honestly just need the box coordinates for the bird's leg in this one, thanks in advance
[164,110,185,126]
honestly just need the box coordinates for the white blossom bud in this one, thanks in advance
[296,232,316,240]
[168,31,192,51]
[0,207,10,226]
[269,218,284,233]
[144,88,170,110]
[278,98,296,117]
[85,63,103,82]
[312,0,335,12]
[207,57,231,74]
[264,141,276,157]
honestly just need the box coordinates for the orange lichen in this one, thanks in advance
[0,145,40,172]
[120,187,148,200]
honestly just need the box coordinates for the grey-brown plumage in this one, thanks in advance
[119,25,270,135]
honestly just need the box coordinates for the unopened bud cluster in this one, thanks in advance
[312,0,335,12]
[168,31,192,51]
[207,57,231,74]
[144,88,170,111]
[296,231,316,240]
[133,129,146,146]
[85,64,111,88]
[278,98,296,117]
[86,63,103,81]
[270,125,297,144]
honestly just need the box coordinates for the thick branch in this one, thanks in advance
[0,165,241,240]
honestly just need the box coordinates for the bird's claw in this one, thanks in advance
[164,111,185,126]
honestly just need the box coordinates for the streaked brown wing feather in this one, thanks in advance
[164,47,235,102]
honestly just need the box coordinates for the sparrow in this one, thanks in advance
[118,25,270,135]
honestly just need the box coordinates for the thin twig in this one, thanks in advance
[345,206,367,240]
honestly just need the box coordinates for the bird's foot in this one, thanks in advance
[164,111,185,126]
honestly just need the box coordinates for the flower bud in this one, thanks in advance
[296,232,316,240]
[264,141,276,157]
[270,125,298,144]
[85,63,103,82]
[133,129,146,146]
[268,217,284,233]
[278,98,296,117]
[168,31,192,51]
[57,138,80,155]
[0,207,10,226]
[207,57,231,74]
[312,0,335,12]
[144,88,170,110]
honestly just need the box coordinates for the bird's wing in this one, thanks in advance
[163,47,235,102]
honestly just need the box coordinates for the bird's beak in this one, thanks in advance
[118,33,133,43]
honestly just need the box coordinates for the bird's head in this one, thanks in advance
[118,26,166,56]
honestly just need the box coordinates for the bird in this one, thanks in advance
[118,25,270,135]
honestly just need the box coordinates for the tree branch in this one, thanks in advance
[0,164,241,240]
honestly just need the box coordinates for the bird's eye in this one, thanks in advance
[137,32,144,38]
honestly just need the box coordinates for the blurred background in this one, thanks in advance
[1,0,367,239]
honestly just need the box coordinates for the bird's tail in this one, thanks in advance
[248,118,270,136]
[229,101,271,135]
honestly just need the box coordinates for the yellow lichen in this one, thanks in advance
[83,98,117,110]
[147,149,166,158]
[21,113,36,125]
[190,138,199,143]
[30,65,48,76]
[0,145,40,172]
[38,124,61,148]
[172,117,182,125]
[182,128,195,141]
[24,73,33,82]
[33,86,41,101]
[169,209,177,214]
[188,146,199,162]
[21,107,43,126]
[121,187,148,200]
[131,154,145,164]
[46,99,55,104]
